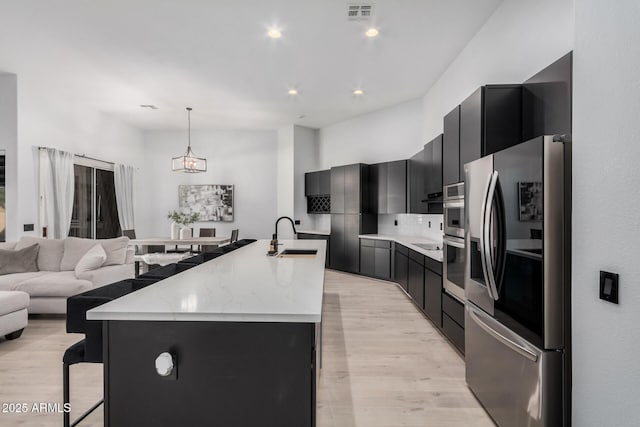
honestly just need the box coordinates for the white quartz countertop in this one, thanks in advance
[358,234,444,263]
[296,230,330,236]
[87,240,326,323]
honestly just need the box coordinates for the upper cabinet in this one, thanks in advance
[370,160,407,214]
[461,84,523,167]
[522,52,572,140]
[304,170,330,196]
[408,149,429,214]
[424,134,443,200]
[447,85,523,184]
[331,164,370,214]
[443,106,461,186]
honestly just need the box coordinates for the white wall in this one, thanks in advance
[318,98,424,169]
[0,73,18,241]
[572,1,640,425]
[422,0,575,140]
[293,125,319,231]
[277,125,294,226]
[140,129,277,240]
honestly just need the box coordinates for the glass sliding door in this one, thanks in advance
[0,152,5,242]
[69,162,121,239]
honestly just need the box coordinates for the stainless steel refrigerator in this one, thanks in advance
[464,135,571,426]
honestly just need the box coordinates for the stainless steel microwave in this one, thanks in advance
[443,183,464,238]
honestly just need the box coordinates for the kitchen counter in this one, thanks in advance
[297,229,330,236]
[87,239,326,323]
[358,234,443,263]
[91,239,325,426]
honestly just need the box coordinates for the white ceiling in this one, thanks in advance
[0,0,501,130]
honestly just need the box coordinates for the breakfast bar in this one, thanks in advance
[87,239,326,427]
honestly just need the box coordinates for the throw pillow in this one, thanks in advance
[99,236,130,266]
[74,244,107,278]
[15,237,64,271]
[0,244,40,275]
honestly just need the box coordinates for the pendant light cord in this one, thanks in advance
[187,107,192,151]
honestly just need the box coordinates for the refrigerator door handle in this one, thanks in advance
[468,308,538,362]
[481,171,500,301]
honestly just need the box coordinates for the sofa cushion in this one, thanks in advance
[99,237,129,266]
[15,237,64,272]
[0,242,17,250]
[60,238,98,271]
[0,272,48,291]
[61,237,129,270]
[16,271,93,298]
[0,290,30,314]
[0,244,39,275]
[74,244,107,277]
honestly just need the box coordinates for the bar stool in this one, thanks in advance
[63,340,103,427]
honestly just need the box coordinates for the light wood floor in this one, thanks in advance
[0,270,493,426]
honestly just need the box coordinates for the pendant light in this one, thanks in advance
[172,107,207,173]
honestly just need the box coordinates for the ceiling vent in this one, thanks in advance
[347,3,374,21]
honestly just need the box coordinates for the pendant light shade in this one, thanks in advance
[172,107,207,173]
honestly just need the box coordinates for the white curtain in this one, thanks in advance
[40,148,74,239]
[114,164,135,231]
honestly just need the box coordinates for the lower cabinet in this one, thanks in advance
[424,269,442,328]
[297,233,330,267]
[394,245,409,291]
[408,252,425,310]
[360,239,391,280]
[442,292,465,354]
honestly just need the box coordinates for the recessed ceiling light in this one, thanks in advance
[140,104,158,110]
[288,88,298,96]
[353,89,365,96]
[267,28,282,39]
[365,28,379,38]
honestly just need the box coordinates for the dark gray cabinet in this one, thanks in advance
[370,160,407,214]
[394,244,409,291]
[458,85,523,181]
[424,268,442,328]
[408,150,429,214]
[297,233,330,267]
[330,164,375,274]
[424,134,443,200]
[360,239,391,280]
[304,170,330,196]
[523,52,572,141]
[443,106,461,186]
[442,293,465,354]
[408,253,425,310]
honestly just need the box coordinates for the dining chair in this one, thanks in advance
[122,229,165,276]
[198,228,216,253]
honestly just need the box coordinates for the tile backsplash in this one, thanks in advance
[377,214,444,242]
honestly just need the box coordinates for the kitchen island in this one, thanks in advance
[87,239,326,427]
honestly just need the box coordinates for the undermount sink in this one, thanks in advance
[412,242,441,251]
[279,249,318,257]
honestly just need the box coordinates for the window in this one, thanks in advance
[69,158,121,239]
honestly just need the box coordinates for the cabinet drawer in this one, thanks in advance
[409,249,425,265]
[360,238,375,247]
[442,313,465,354]
[442,293,465,327]
[425,257,442,275]
[374,240,391,249]
[395,243,408,256]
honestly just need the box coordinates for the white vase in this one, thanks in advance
[179,227,193,240]
[171,222,180,240]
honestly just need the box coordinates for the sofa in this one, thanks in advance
[0,236,135,314]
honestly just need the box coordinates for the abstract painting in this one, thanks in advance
[179,185,234,222]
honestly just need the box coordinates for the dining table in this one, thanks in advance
[129,237,231,274]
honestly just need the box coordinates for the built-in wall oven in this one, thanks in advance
[443,182,465,302]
